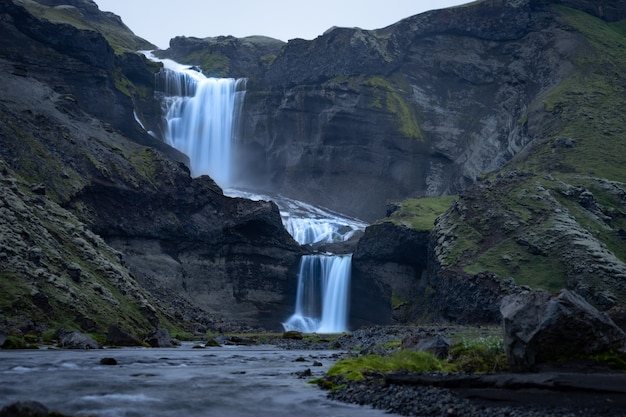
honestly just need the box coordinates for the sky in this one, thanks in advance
[94,0,472,49]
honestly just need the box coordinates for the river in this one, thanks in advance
[0,344,391,417]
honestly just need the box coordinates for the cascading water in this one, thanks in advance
[147,53,364,333]
[282,254,352,334]
[153,56,246,186]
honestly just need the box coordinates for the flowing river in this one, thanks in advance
[0,344,390,417]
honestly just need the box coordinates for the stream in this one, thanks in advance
[0,344,390,417]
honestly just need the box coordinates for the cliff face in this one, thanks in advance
[178,0,584,221]
[0,0,306,335]
[155,0,626,325]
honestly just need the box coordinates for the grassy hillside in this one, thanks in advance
[14,0,155,53]
[431,6,626,309]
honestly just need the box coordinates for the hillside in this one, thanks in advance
[1,0,626,341]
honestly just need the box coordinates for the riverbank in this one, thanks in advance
[272,325,626,417]
[3,325,626,417]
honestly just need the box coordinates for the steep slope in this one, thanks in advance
[431,6,626,312]
[156,0,616,222]
[355,5,626,324]
[0,0,306,338]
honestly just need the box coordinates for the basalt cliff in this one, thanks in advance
[1,0,626,341]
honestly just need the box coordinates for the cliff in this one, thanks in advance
[157,0,621,222]
[2,0,626,337]
[0,0,306,337]
[153,0,626,324]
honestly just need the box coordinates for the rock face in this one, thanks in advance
[0,0,309,335]
[500,289,626,370]
[352,222,430,325]
[156,0,586,221]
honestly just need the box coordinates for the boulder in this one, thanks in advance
[401,334,452,359]
[500,289,626,370]
[0,401,49,417]
[144,328,173,347]
[106,325,142,347]
[57,328,99,349]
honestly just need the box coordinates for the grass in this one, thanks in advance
[321,331,508,388]
[363,76,423,140]
[384,196,458,231]
[17,1,154,53]
[327,350,455,381]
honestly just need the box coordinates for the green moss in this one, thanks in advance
[19,2,153,53]
[448,335,508,373]
[384,196,458,231]
[178,51,230,77]
[444,223,483,268]
[363,76,423,140]
[464,236,567,290]
[2,336,28,349]
[536,6,626,180]
[327,350,453,381]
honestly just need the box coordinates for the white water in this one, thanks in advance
[282,254,352,334]
[224,188,366,245]
[147,54,362,334]
[150,53,246,185]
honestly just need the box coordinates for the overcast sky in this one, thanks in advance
[94,0,472,49]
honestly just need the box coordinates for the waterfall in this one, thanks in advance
[282,254,352,334]
[147,54,362,333]
[154,61,246,186]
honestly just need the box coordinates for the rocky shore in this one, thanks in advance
[274,325,626,417]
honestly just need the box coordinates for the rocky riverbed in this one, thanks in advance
[274,325,626,417]
[3,325,626,417]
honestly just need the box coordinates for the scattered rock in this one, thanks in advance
[144,328,173,347]
[106,325,142,347]
[0,401,49,417]
[282,330,303,340]
[99,357,117,365]
[552,137,575,148]
[57,328,99,349]
[204,339,221,347]
[500,289,626,370]
[401,333,452,359]
[295,368,312,378]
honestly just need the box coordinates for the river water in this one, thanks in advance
[0,344,390,417]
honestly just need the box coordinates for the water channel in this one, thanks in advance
[0,344,390,417]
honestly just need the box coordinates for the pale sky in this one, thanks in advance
[94,0,472,49]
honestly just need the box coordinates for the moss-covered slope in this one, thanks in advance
[431,6,626,311]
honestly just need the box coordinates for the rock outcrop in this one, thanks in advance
[156,0,590,221]
[501,289,626,370]
[0,0,307,335]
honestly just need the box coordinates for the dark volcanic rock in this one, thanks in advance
[219,0,585,220]
[106,325,142,347]
[0,1,306,332]
[57,328,100,349]
[501,289,626,370]
[351,222,430,326]
[144,328,174,348]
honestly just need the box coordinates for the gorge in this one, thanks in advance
[1,0,626,345]
[151,52,362,333]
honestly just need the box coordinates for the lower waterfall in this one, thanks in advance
[282,254,352,334]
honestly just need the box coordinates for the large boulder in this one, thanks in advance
[500,289,626,370]
[57,328,100,349]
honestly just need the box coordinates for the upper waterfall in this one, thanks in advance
[150,53,246,186]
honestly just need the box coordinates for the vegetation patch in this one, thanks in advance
[327,350,454,381]
[384,196,458,232]
[363,76,423,140]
